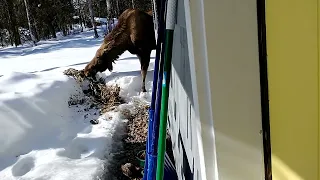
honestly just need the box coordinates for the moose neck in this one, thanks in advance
[105,43,127,63]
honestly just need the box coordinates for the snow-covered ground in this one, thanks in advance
[0,28,155,180]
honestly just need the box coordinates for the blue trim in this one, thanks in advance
[163,72,167,87]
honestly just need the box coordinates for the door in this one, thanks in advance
[266,0,319,179]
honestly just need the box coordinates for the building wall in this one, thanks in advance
[168,0,266,179]
[167,0,218,179]
[167,0,200,179]
[266,0,320,179]
[168,0,320,179]
[202,0,266,179]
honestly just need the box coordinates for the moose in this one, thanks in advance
[83,9,156,92]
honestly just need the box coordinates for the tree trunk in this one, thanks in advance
[116,0,120,16]
[62,26,67,36]
[8,31,14,46]
[79,12,84,31]
[106,0,111,18]
[23,0,37,46]
[49,23,56,38]
[5,0,21,47]
[0,31,4,47]
[132,0,135,8]
[33,21,40,41]
[88,0,99,38]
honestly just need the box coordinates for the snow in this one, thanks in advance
[0,28,155,180]
[94,17,107,23]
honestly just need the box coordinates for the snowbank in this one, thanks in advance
[0,28,155,179]
[0,70,122,180]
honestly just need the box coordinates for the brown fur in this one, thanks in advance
[83,9,156,92]
[146,9,153,16]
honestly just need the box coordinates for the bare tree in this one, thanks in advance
[4,0,21,46]
[88,0,99,38]
[106,0,111,16]
[116,0,120,16]
[23,0,36,45]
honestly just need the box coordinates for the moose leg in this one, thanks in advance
[137,51,151,92]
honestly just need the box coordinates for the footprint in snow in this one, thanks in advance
[57,142,89,159]
[11,156,35,177]
[57,137,92,159]
[57,136,107,160]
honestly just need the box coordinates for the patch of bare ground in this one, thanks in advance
[63,68,175,180]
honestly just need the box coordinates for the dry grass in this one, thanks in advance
[63,68,174,180]
[63,68,124,113]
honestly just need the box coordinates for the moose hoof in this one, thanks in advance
[141,88,147,93]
